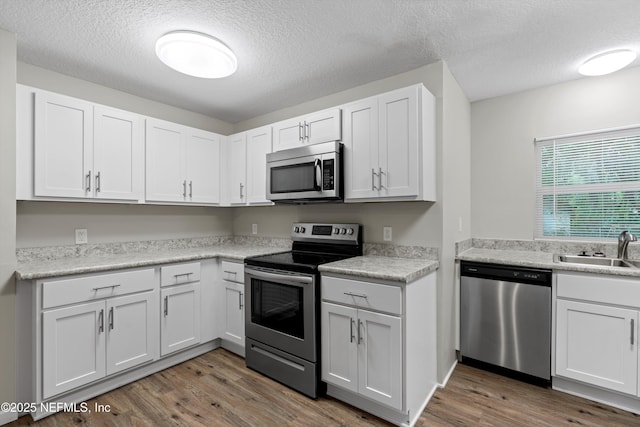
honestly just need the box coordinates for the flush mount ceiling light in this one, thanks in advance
[578,49,637,76]
[155,31,237,78]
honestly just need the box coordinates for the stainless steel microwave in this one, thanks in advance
[266,141,343,203]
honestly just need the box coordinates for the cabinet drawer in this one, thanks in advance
[42,268,155,309]
[556,272,640,307]
[160,262,201,287]
[221,261,244,283]
[321,276,402,315]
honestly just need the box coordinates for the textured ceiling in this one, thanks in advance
[0,0,639,123]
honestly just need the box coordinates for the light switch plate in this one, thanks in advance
[75,228,88,244]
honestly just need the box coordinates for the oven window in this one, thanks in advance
[270,162,316,193]
[251,279,304,339]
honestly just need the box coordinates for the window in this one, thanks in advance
[535,127,640,239]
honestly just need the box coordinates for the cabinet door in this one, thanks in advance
[222,281,245,348]
[246,126,273,205]
[42,301,106,399]
[321,302,358,393]
[556,299,638,395]
[93,106,144,201]
[358,309,403,409]
[342,98,379,200]
[161,284,201,356]
[146,119,185,202]
[106,291,158,376]
[272,117,303,151]
[34,91,93,198]
[228,133,247,205]
[305,108,341,145]
[185,129,220,204]
[378,86,419,198]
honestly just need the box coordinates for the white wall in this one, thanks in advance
[15,64,236,248]
[16,202,233,248]
[0,28,17,423]
[471,66,640,239]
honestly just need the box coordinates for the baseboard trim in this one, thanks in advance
[438,359,457,388]
[0,410,18,426]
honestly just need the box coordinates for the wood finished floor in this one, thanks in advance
[9,348,639,426]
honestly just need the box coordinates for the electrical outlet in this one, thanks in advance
[383,226,392,241]
[75,228,88,244]
[252,224,258,235]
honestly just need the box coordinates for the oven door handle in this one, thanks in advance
[245,267,313,285]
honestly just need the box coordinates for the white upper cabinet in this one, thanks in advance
[246,126,273,205]
[146,118,221,204]
[29,88,144,201]
[272,107,341,151]
[343,85,436,202]
[224,126,273,206]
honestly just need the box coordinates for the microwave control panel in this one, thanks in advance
[322,159,334,190]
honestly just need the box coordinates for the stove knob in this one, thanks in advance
[299,226,306,233]
[333,227,340,234]
[294,226,299,233]
[347,228,354,235]
[340,228,347,235]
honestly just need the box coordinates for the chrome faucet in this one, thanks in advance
[617,230,637,259]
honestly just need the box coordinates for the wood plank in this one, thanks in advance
[8,349,640,426]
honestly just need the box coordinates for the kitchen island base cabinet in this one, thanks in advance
[321,272,437,427]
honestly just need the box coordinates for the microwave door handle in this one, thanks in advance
[314,159,322,191]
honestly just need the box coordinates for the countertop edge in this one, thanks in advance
[319,258,439,283]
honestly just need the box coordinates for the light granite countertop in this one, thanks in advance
[319,256,439,283]
[458,247,640,278]
[16,244,289,281]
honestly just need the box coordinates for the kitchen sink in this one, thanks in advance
[553,254,637,268]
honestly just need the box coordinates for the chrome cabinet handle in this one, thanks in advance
[98,309,104,333]
[164,296,169,316]
[314,159,322,191]
[92,284,121,292]
[109,307,114,330]
[239,182,244,199]
[305,122,309,141]
[95,171,101,193]
[298,122,303,141]
[239,291,244,310]
[344,291,368,299]
[357,319,363,344]
[632,319,635,345]
[85,170,92,192]
[379,167,385,189]
[189,180,193,198]
[371,168,379,191]
[174,272,193,279]
[182,180,187,198]
[350,318,355,343]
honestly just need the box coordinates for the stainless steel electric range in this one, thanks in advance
[244,222,363,398]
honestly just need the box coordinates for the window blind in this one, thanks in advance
[535,127,640,239]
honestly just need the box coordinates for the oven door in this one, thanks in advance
[266,152,339,201]
[244,266,317,362]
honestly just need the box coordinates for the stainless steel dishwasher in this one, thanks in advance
[460,261,552,384]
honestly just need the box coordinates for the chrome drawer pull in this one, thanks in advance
[173,272,193,279]
[92,284,121,292]
[343,292,368,299]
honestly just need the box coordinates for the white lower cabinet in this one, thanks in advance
[321,273,437,426]
[554,272,640,408]
[218,260,245,355]
[321,302,402,409]
[40,269,157,399]
[160,263,202,356]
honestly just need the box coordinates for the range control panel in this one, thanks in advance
[291,222,361,243]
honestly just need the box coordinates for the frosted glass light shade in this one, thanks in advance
[156,31,237,78]
[578,49,636,76]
